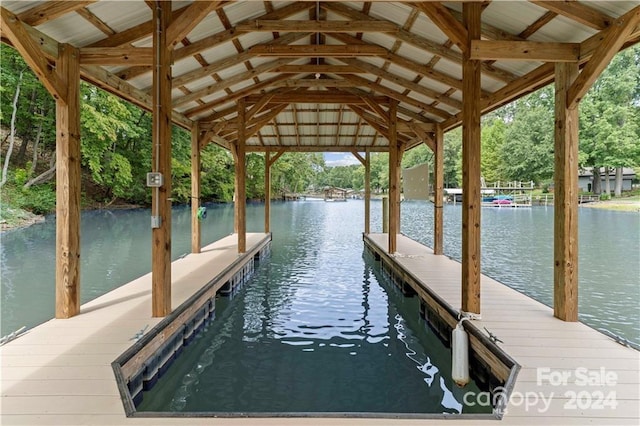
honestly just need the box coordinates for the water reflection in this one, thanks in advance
[138,201,478,414]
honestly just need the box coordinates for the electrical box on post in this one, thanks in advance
[146,172,164,187]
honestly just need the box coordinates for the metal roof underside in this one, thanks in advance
[2,1,639,152]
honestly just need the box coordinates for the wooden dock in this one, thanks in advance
[1,233,638,425]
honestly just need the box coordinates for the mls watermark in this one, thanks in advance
[463,367,619,415]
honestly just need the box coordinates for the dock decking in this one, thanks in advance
[1,233,638,425]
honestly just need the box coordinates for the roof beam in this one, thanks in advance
[79,47,153,65]
[245,92,388,104]
[245,145,388,153]
[17,1,95,27]
[0,7,64,99]
[236,20,398,33]
[341,73,452,121]
[171,32,308,88]
[249,45,387,57]
[413,2,468,52]
[166,1,225,47]
[342,58,463,109]
[568,6,640,108]
[530,1,612,31]
[173,58,295,107]
[273,65,364,74]
[470,41,580,62]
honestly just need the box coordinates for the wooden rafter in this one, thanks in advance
[249,44,388,57]
[470,41,580,62]
[17,1,95,27]
[236,20,399,33]
[530,1,612,31]
[166,1,225,47]
[568,6,640,108]
[413,2,468,53]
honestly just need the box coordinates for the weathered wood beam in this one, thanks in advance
[448,7,526,42]
[80,65,192,129]
[79,47,153,65]
[272,65,364,74]
[246,145,388,153]
[173,58,294,107]
[55,44,81,319]
[245,91,388,105]
[1,7,64,99]
[185,74,291,118]
[236,20,398,33]
[348,105,390,139]
[88,5,189,48]
[246,94,274,122]
[568,6,640,108]
[388,99,400,254]
[470,40,580,62]
[433,124,444,255]
[413,2,468,52]
[530,1,612,31]
[151,1,172,318]
[361,96,389,124]
[173,2,313,61]
[236,99,247,253]
[166,1,225,47]
[245,105,290,139]
[407,123,435,151]
[75,7,115,37]
[343,58,463,109]
[461,2,482,315]
[17,1,95,27]
[191,122,201,254]
[171,32,308,88]
[554,61,579,322]
[342,74,453,120]
[250,45,388,57]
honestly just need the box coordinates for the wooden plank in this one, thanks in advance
[245,145,389,153]
[236,20,398,33]
[530,0,613,31]
[75,8,115,37]
[553,62,579,322]
[244,92,388,105]
[413,2,468,53]
[470,40,580,62]
[17,1,95,27]
[79,47,153,65]
[166,1,224,47]
[434,125,444,255]
[388,100,399,254]
[461,3,482,315]
[191,122,201,254]
[55,44,81,319]
[151,1,172,318]
[0,7,64,100]
[568,6,640,109]
[249,44,387,57]
[173,58,293,107]
[171,32,308,87]
[272,65,364,74]
[236,99,247,254]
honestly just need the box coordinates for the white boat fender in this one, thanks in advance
[452,318,470,387]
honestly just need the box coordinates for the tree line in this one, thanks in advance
[1,44,638,216]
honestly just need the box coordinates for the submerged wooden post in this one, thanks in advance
[151,1,172,317]
[191,122,201,254]
[388,100,399,254]
[236,98,247,253]
[461,3,482,314]
[554,62,579,322]
[55,44,81,319]
[434,125,444,255]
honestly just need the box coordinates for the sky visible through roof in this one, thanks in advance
[324,152,362,167]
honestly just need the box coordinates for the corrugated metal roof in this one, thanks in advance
[1,0,638,152]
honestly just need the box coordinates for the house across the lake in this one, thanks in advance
[579,167,636,192]
[323,187,347,202]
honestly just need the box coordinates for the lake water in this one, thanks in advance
[137,200,483,414]
[1,200,638,347]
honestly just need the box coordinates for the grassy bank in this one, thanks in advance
[581,195,640,212]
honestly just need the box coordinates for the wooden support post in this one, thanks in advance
[461,3,482,315]
[382,197,389,234]
[264,152,271,234]
[365,150,371,234]
[388,100,399,254]
[236,98,247,253]
[55,44,81,319]
[151,1,172,317]
[191,122,201,254]
[434,125,444,255]
[554,62,579,322]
